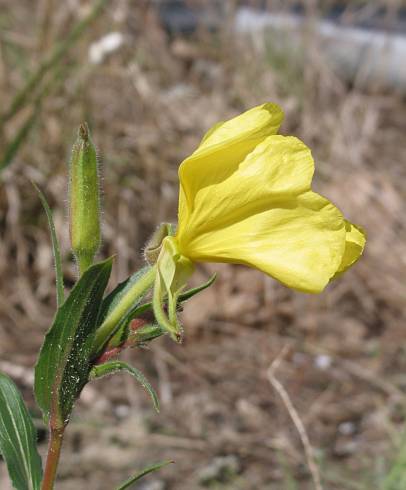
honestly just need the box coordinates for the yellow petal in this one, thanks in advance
[178,184,189,232]
[178,135,314,243]
[178,103,284,213]
[180,191,346,293]
[195,103,284,154]
[334,220,366,276]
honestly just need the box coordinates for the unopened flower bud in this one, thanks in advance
[69,122,101,274]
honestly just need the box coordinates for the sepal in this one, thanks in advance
[153,237,194,341]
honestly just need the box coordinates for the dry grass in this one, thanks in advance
[0,1,405,489]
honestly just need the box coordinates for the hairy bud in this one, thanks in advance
[69,122,101,274]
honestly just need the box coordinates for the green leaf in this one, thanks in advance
[32,182,64,307]
[0,372,42,490]
[90,360,159,412]
[34,257,112,427]
[115,460,173,490]
[178,273,216,302]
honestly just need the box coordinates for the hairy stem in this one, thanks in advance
[77,252,94,276]
[92,265,156,355]
[41,426,65,490]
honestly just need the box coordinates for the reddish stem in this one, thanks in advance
[129,318,147,332]
[95,346,124,364]
[94,318,147,365]
[41,426,65,490]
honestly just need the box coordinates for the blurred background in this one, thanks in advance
[0,1,405,489]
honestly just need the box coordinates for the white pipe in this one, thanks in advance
[235,7,406,92]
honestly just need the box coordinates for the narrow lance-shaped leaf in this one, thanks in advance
[0,372,43,490]
[115,461,174,490]
[178,273,216,302]
[35,258,112,427]
[32,182,64,307]
[90,360,159,412]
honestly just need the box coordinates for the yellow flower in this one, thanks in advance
[154,102,366,337]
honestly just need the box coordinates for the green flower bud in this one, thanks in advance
[69,122,101,274]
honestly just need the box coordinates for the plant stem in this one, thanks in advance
[92,266,157,355]
[41,426,65,490]
[77,252,93,277]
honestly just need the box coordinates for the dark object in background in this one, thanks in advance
[155,0,406,35]
[154,0,223,35]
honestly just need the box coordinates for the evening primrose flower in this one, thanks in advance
[153,103,366,338]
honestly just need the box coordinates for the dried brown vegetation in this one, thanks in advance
[0,1,405,489]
